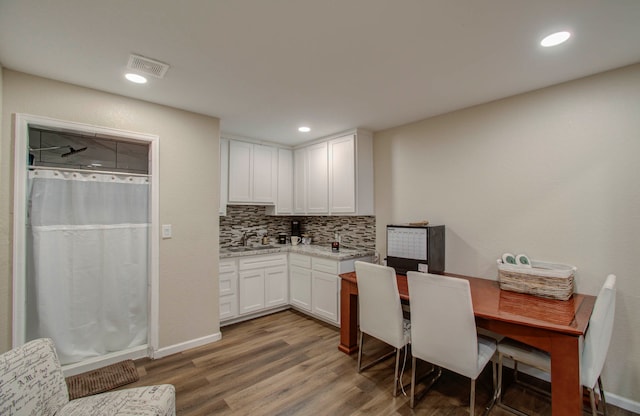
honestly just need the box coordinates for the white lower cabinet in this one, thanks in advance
[220,254,288,324]
[311,270,340,323]
[239,269,265,314]
[289,252,371,326]
[238,254,288,316]
[310,256,341,324]
[221,251,370,326]
[289,265,312,311]
[219,259,238,321]
[265,265,288,308]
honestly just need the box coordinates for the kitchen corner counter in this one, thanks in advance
[220,244,375,261]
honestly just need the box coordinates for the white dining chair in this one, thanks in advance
[355,261,411,396]
[407,272,497,415]
[496,274,617,416]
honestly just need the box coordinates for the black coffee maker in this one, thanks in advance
[291,220,301,237]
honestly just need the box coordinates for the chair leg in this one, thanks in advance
[470,379,476,416]
[357,330,397,373]
[497,353,504,405]
[481,360,498,416]
[598,376,608,416]
[495,353,529,416]
[410,356,417,408]
[393,347,401,397]
[357,331,364,372]
[589,388,598,416]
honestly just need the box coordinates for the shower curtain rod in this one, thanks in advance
[29,165,150,178]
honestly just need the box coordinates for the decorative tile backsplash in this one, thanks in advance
[220,205,376,249]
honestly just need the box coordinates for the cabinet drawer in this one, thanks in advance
[220,259,237,274]
[239,254,287,270]
[219,271,237,296]
[312,257,338,274]
[220,294,238,321]
[289,253,311,268]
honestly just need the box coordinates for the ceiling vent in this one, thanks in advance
[127,54,170,78]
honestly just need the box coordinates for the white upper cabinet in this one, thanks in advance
[252,144,278,202]
[228,140,252,202]
[219,138,229,215]
[292,141,329,214]
[328,134,356,213]
[292,129,373,216]
[305,142,329,214]
[267,148,293,215]
[293,147,307,214]
[225,129,372,215]
[228,140,277,204]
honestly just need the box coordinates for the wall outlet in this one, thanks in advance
[162,224,172,239]
[418,263,428,273]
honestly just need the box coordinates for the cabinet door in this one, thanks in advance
[312,270,340,324]
[265,265,288,308]
[219,138,229,215]
[252,144,277,203]
[293,147,306,214]
[228,140,253,202]
[306,142,329,213]
[329,134,356,213]
[239,269,265,314]
[276,148,293,214]
[289,265,312,311]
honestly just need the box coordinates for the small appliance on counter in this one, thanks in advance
[291,220,301,237]
[332,232,341,252]
[278,233,287,244]
[386,224,445,275]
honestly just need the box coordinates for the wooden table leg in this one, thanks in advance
[338,279,358,354]
[550,335,583,415]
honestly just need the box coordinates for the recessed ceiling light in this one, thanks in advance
[540,31,571,47]
[125,73,148,84]
[298,126,311,132]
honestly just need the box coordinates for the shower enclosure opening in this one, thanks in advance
[13,114,160,375]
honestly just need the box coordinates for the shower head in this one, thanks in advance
[61,146,88,157]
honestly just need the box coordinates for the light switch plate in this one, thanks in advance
[162,224,172,239]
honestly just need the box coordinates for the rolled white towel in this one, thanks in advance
[516,254,532,268]
[502,253,517,265]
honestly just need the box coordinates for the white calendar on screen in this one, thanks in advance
[387,227,428,260]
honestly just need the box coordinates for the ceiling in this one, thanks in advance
[1,1,639,146]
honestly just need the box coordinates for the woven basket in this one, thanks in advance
[497,259,576,301]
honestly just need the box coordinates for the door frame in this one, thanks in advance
[12,113,160,368]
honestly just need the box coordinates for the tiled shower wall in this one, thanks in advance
[220,205,376,249]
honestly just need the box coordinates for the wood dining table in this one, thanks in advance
[338,271,596,416]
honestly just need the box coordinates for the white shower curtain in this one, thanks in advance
[27,169,149,365]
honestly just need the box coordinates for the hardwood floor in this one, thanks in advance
[128,310,635,416]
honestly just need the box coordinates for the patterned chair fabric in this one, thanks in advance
[0,338,175,416]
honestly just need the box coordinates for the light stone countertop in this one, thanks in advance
[220,243,375,261]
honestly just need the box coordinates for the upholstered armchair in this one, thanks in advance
[0,338,175,416]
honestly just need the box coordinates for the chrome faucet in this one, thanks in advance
[240,232,256,246]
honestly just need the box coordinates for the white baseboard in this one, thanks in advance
[151,332,222,359]
[605,392,640,414]
[220,306,290,327]
[504,359,640,414]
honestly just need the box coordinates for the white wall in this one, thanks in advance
[374,64,640,404]
[0,70,220,352]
